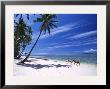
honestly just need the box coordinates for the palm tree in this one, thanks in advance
[15,14,30,20]
[21,14,58,63]
[17,25,32,59]
[14,18,32,59]
[15,14,36,20]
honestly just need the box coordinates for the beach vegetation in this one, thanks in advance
[14,17,32,59]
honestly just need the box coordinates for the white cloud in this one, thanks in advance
[32,23,74,40]
[40,41,96,51]
[84,49,96,53]
[38,19,86,40]
[48,44,73,49]
[69,30,96,39]
[50,41,96,48]
[40,23,75,39]
[82,42,96,45]
[38,44,73,51]
[35,53,49,55]
[60,33,72,38]
[50,43,60,46]
[31,19,93,41]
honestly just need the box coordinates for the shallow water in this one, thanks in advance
[29,53,97,65]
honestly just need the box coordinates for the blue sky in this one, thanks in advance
[14,14,97,55]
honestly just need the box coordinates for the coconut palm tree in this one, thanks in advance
[15,14,30,20]
[14,18,32,59]
[21,14,58,63]
[15,14,36,20]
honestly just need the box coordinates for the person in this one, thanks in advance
[73,59,80,66]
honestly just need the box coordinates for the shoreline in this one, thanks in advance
[14,57,97,76]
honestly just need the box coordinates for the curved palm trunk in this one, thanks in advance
[21,31,42,63]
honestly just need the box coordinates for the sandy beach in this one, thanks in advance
[14,56,97,76]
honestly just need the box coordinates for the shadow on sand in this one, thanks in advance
[16,62,71,70]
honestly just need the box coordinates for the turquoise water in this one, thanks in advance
[30,53,97,65]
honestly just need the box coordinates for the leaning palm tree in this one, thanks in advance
[21,14,58,63]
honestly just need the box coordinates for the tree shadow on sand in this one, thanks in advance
[16,63,71,70]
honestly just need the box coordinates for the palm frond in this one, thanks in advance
[37,18,43,22]
[50,14,57,19]
[20,14,23,19]
[47,25,51,34]
[33,18,43,22]
[50,20,58,23]
[26,14,29,20]
[15,14,19,17]
[49,23,54,29]
[50,23,57,28]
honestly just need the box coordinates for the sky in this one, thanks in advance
[14,14,97,55]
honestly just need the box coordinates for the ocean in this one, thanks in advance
[30,53,97,65]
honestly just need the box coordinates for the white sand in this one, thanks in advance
[14,57,97,76]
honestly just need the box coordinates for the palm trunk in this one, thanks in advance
[21,31,42,63]
[17,47,25,59]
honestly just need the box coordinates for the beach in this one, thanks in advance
[14,56,97,76]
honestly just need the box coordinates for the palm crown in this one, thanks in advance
[35,14,58,34]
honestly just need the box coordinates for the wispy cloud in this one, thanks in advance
[82,42,96,45]
[38,19,87,40]
[48,44,73,49]
[35,53,49,55]
[31,19,74,40]
[68,30,96,39]
[40,23,75,39]
[41,41,96,51]
[60,33,72,38]
[32,19,94,41]
[84,49,96,53]
[50,42,60,46]
[31,23,74,41]
[49,38,96,48]
[39,44,73,51]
